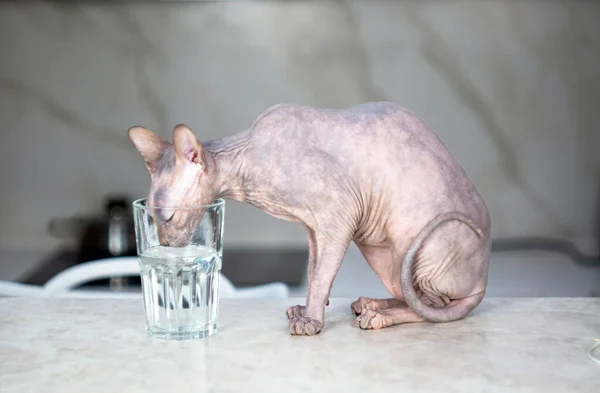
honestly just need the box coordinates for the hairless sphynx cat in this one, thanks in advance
[128,101,491,336]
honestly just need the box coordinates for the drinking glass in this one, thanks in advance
[132,198,225,340]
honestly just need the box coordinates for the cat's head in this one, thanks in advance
[128,124,217,246]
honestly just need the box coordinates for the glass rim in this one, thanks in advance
[132,197,225,211]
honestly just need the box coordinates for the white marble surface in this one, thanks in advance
[0,1,599,257]
[0,298,599,392]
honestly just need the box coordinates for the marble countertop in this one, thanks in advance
[0,297,598,392]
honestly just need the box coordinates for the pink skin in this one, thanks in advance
[128,102,491,336]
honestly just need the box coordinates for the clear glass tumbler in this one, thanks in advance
[132,198,225,340]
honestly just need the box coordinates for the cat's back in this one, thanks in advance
[248,102,448,165]
[248,101,419,145]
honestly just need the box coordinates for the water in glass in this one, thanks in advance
[139,244,221,340]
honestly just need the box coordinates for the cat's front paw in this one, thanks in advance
[289,314,323,336]
[286,304,323,335]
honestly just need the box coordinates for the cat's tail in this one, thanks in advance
[400,212,487,323]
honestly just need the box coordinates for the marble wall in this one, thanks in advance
[0,1,599,256]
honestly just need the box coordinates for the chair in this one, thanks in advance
[0,256,289,299]
[0,280,45,297]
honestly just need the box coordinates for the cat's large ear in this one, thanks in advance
[172,124,204,167]
[128,126,169,173]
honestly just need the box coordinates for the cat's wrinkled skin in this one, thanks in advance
[129,102,491,336]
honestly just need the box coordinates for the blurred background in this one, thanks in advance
[0,0,599,298]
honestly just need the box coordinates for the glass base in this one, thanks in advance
[147,324,217,340]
